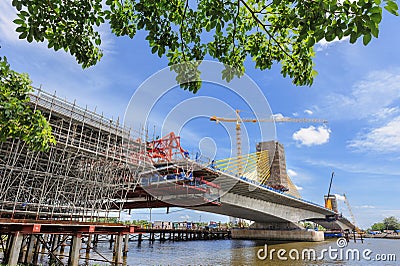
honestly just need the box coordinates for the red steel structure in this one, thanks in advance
[147,132,189,163]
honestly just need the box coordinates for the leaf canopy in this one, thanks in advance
[0,57,56,151]
[10,0,399,92]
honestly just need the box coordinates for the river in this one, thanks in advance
[75,237,400,265]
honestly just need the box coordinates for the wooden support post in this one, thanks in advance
[93,234,99,247]
[25,235,37,264]
[40,234,47,254]
[60,235,65,254]
[123,234,129,256]
[86,234,92,254]
[32,234,41,265]
[114,234,123,265]
[7,232,23,266]
[3,233,12,263]
[68,233,82,266]
[138,233,142,245]
[109,234,114,249]
[49,234,59,264]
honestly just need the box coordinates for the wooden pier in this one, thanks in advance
[132,228,231,243]
[0,219,135,265]
[0,219,231,265]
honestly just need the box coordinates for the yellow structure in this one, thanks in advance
[214,151,270,183]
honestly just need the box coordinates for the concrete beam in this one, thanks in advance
[220,192,327,223]
[311,218,354,231]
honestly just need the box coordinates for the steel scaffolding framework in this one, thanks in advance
[0,89,154,221]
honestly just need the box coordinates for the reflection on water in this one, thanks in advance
[87,238,400,265]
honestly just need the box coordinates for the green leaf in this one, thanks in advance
[19,31,28,39]
[363,32,372,45]
[384,5,397,15]
[325,31,336,42]
[16,26,26,33]
[13,19,25,25]
[369,21,379,37]
[370,13,382,23]
[350,32,357,43]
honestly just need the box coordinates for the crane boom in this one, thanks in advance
[343,193,361,233]
[210,116,328,124]
[210,109,328,170]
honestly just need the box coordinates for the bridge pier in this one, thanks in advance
[250,222,303,230]
[232,222,324,242]
[232,228,324,242]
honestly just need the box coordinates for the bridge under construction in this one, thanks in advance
[0,89,355,265]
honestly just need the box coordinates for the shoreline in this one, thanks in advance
[363,234,400,239]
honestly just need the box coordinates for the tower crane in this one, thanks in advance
[210,109,327,161]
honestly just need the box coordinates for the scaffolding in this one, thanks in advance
[0,88,154,221]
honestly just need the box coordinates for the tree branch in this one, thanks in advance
[239,0,293,62]
[232,0,240,54]
[180,0,189,61]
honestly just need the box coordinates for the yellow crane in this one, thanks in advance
[210,109,328,160]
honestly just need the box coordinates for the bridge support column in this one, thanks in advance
[68,233,82,266]
[7,231,23,266]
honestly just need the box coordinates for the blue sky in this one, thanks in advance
[1,2,400,228]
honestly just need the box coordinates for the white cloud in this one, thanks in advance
[272,113,285,119]
[295,185,303,191]
[292,126,331,146]
[335,194,346,201]
[287,169,298,177]
[292,112,299,117]
[179,214,190,220]
[316,36,350,51]
[0,1,19,43]
[348,116,400,153]
[355,205,376,209]
[302,158,400,176]
[370,107,400,122]
[325,68,400,121]
[324,68,400,153]
[304,109,313,115]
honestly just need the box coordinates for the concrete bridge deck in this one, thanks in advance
[127,160,352,230]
